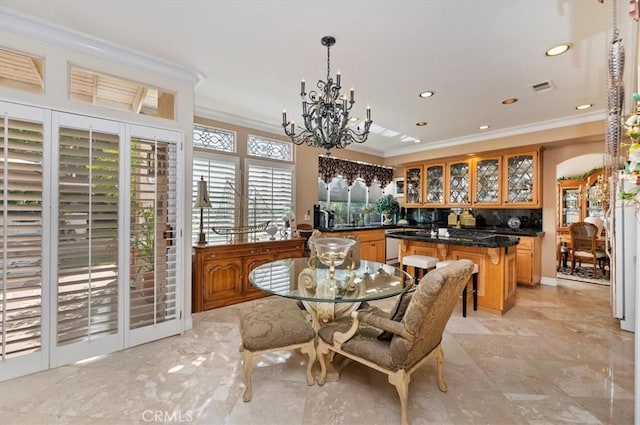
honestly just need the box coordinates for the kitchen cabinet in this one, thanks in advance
[503,150,541,207]
[399,237,518,315]
[423,162,446,206]
[446,159,471,206]
[402,147,542,208]
[472,155,502,206]
[192,238,304,312]
[515,235,542,286]
[322,229,386,263]
[404,165,423,206]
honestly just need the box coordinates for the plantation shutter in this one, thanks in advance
[192,154,237,245]
[0,116,44,360]
[129,135,178,331]
[56,126,119,346]
[246,160,294,239]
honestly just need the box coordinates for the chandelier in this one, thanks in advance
[281,35,372,155]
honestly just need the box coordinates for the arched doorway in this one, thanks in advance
[555,154,610,285]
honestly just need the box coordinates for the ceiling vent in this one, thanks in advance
[530,80,555,93]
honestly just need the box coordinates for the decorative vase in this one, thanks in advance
[265,224,278,240]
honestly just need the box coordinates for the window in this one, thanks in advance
[248,135,292,161]
[68,66,176,120]
[247,160,294,240]
[318,176,386,225]
[0,48,44,95]
[192,153,238,245]
[192,125,238,245]
[193,125,235,153]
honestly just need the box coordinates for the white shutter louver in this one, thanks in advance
[56,127,119,345]
[130,137,178,329]
[1,117,44,358]
[247,161,294,240]
[192,155,237,245]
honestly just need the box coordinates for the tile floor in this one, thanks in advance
[0,279,635,425]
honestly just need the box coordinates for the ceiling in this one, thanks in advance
[1,1,638,157]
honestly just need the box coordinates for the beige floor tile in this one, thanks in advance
[0,279,634,425]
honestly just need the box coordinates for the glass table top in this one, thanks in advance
[248,257,412,303]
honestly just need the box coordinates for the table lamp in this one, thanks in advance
[194,176,212,245]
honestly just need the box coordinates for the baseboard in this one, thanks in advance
[540,276,557,286]
[182,315,193,333]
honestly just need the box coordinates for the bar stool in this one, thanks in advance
[436,260,478,317]
[401,255,439,286]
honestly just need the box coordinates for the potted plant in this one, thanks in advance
[362,204,374,225]
[374,194,400,225]
[131,205,156,299]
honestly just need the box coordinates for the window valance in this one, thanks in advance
[318,156,393,187]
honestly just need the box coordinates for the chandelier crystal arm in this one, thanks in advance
[281,35,372,156]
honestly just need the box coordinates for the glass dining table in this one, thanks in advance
[248,257,412,330]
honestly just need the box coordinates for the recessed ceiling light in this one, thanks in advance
[349,116,359,122]
[575,103,593,110]
[418,91,434,98]
[545,44,571,57]
[479,125,490,130]
[416,121,428,126]
[502,98,518,105]
[413,139,422,144]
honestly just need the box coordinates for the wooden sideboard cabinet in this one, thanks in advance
[192,238,304,312]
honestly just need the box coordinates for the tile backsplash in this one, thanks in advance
[404,207,542,230]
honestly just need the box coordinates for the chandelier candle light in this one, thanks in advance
[282,35,372,155]
[194,176,212,245]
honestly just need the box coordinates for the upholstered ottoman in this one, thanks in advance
[238,298,316,402]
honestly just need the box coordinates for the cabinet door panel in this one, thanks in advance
[404,165,423,205]
[473,157,501,206]
[504,152,539,207]
[516,249,532,284]
[202,259,243,310]
[243,254,277,295]
[424,163,445,206]
[447,160,471,206]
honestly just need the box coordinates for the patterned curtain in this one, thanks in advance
[318,156,393,187]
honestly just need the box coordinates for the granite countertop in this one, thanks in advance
[386,230,520,248]
[318,224,544,237]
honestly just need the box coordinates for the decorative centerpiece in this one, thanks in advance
[311,237,356,280]
[374,194,400,225]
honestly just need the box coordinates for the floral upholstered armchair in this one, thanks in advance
[316,259,474,425]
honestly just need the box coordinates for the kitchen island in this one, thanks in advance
[387,230,520,315]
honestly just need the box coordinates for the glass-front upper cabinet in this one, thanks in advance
[404,165,423,206]
[558,180,582,229]
[423,163,445,206]
[503,151,540,207]
[446,160,471,206]
[473,156,502,206]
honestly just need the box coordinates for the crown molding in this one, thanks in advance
[386,109,606,158]
[194,105,283,134]
[0,7,206,85]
